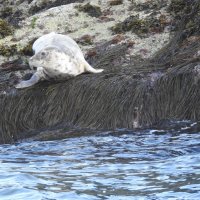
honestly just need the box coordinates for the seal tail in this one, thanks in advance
[83,60,104,73]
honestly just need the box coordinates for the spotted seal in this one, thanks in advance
[15,32,103,88]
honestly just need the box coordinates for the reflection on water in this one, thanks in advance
[0,124,200,199]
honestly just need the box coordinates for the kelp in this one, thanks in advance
[0,0,200,143]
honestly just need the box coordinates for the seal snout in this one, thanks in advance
[29,56,34,64]
[29,57,37,70]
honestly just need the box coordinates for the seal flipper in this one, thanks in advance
[83,60,104,73]
[15,71,42,89]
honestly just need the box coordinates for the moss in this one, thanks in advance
[77,3,102,18]
[0,19,13,39]
[0,44,17,57]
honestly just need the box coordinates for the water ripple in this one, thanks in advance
[0,128,200,200]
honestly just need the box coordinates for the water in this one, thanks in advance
[0,123,200,200]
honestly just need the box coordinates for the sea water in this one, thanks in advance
[0,123,200,200]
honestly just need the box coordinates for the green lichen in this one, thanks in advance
[77,3,102,18]
[0,44,17,57]
[31,17,38,29]
[0,19,13,39]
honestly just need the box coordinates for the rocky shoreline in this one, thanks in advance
[0,0,200,143]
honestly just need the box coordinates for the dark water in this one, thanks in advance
[0,122,200,200]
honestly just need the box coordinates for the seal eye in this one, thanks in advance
[41,52,46,56]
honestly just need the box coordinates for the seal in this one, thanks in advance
[15,32,103,88]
